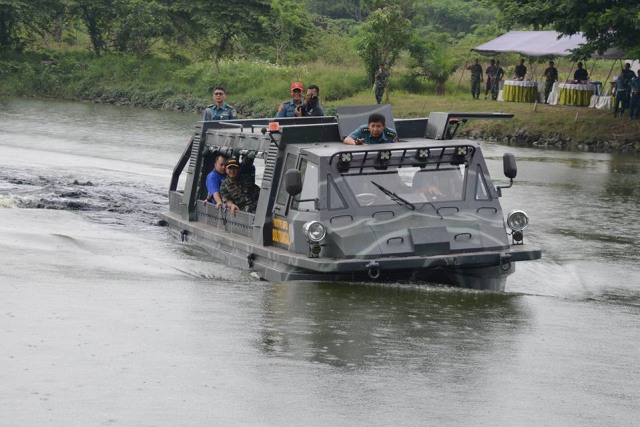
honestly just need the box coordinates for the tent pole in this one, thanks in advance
[566,62,575,83]
[457,51,472,89]
[602,59,619,96]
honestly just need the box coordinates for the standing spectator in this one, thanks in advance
[628,71,640,119]
[496,60,505,81]
[467,58,483,100]
[514,58,527,80]
[203,85,236,121]
[374,64,388,104]
[488,62,501,100]
[613,70,630,117]
[276,82,304,117]
[205,154,227,208]
[543,61,559,103]
[297,84,325,116]
[621,63,637,112]
[484,59,496,99]
[573,62,589,82]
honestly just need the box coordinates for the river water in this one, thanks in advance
[1,98,639,426]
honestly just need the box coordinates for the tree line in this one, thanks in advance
[2,0,636,96]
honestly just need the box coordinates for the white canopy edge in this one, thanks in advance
[472,31,624,59]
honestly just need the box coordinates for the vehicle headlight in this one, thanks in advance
[303,221,326,242]
[507,209,529,231]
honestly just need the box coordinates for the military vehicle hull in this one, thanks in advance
[162,107,541,291]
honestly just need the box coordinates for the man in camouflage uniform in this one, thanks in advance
[543,61,558,103]
[467,58,483,99]
[220,159,260,214]
[374,64,388,104]
[488,61,501,100]
[484,59,495,99]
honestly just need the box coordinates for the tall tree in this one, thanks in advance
[491,0,640,58]
[67,0,121,56]
[0,0,63,51]
[162,0,270,61]
[353,4,414,86]
[259,0,311,64]
[408,34,458,95]
[112,0,172,58]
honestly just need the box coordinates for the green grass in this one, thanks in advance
[1,50,638,147]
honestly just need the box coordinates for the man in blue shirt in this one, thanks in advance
[204,154,227,208]
[343,113,398,145]
[203,85,236,121]
[276,82,304,117]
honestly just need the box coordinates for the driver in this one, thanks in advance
[343,113,398,145]
[412,170,443,198]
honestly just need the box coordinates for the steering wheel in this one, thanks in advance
[355,192,377,206]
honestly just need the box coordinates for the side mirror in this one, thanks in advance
[285,169,303,196]
[503,153,517,179]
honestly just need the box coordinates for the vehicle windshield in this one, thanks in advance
[343,164,466,207]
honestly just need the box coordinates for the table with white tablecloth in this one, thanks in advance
[501,80,538,103]
[555,83,596,106]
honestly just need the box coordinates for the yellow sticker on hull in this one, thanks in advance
[272,218,290,247]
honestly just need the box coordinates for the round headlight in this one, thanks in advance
[507,209,529,231]
[303,221,326,242]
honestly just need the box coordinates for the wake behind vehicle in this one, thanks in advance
[162,106,541,291]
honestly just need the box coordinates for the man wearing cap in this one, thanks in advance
[204,154,227,208]
[220,159,261,214]
[203,85,236,121]
[297,84,325,117]
[343,113,398,145]
[276,82,305,117]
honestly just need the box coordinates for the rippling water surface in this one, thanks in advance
[1,98,639,425]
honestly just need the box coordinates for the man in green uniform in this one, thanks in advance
[467,58,483,100]
[220,159,260,214]
[374,64,388,104]
[543,61,558,103]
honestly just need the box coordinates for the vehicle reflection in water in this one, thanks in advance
[259,281,527,368]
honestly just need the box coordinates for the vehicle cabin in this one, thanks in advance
[164,106,539,289]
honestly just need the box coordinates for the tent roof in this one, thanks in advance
[471,31,623,59]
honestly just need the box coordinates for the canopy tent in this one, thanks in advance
[471,31,624,59]
[459,30,626,95]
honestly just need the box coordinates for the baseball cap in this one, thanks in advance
[226,159,239,168]
[290,82,303,91]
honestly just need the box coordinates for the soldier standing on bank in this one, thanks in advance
[374,64,388,104]
[467,58,483,100]
[543,61,558,103]
[203,85,236,121]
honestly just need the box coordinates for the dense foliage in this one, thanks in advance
[491,0,640,59]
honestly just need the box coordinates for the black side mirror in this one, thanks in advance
[503,153,517,179]
[285,169,303,196]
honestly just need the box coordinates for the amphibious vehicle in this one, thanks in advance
[162,105,541,291]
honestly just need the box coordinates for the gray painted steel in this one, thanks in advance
[162,109,541,291]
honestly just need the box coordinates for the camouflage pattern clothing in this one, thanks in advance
[543,66,558,103]
[488,66,501,100]
[374,68,388,104]
[469,63,483,99]
[220,175,260,213]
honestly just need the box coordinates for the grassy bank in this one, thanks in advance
[1,51,638,151]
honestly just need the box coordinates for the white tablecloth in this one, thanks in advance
[589,95,612,110]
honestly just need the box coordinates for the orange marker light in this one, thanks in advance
[268,122,281,132]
